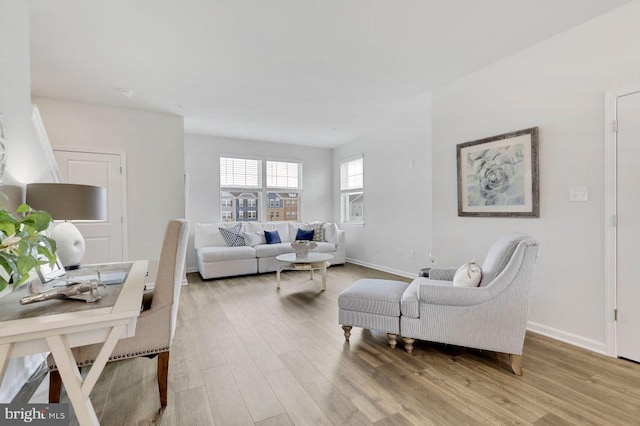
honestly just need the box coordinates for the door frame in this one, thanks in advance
[604,83,640,357]
[52,146,129,261]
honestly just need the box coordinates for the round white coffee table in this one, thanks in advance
[275,253,334,290]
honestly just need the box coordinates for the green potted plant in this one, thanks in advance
[0,198,56,292]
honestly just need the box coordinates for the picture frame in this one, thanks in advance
[457,127,539,217]
[37,255,66,283]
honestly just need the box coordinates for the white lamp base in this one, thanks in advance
[52,222,85,269]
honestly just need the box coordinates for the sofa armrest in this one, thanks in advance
[419,282,496,306]
[428,268,457,281]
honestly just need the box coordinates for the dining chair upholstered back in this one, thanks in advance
[48,219,190,407]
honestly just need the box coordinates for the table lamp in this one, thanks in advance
[26,183,107,270]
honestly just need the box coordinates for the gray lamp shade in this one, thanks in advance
[26,183,107,221]
[0,185,24,213]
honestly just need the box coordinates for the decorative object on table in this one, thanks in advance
[26,183,107,270]
[0,114,8,184]
[0,195,56,292]
[457,127,539,217]
[20,279,106,304]
[291,240,317,258]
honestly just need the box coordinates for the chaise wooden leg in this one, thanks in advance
[158,351,170,407]
[403,337,415,354]
[49,370,62,403]
[387,333,398,349]
[342,325,352,343]
[509,354,523,376]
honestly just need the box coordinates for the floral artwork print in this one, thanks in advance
[465,143,525,206]
[457,127,539,217]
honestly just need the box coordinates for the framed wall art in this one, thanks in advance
[457,127,539,217]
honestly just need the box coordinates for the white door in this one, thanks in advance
[54,150,125,265]
[616,90,640,362]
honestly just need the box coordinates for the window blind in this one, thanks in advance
[220,157,262,188]
[340,156,363,190]
[266,161,302,189]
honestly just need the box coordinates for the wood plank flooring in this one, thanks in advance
[55,263,640,425]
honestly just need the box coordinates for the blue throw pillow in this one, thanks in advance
[295,228,314,241]
[264,230,281,244]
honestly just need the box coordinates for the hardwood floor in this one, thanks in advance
[56,263,640,425]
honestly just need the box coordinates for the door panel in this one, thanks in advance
[617,90,640,362]
[53,150,124,264]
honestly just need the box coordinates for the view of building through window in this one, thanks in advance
[220,157,302,222]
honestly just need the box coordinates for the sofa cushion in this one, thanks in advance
[324,223,340,245]
[288,222,309,241]
[265,230,282,244]
[453,260,482,287]
[307,222,325,242]
[338,279,409,317]
[254,242,293,258]
[312,242,336,253]
[248,221,291,242]
[219,223,246,247]
[195,222,230,248]
[244,231,266,247]
[198,246,256,262]
[295,228,314,241]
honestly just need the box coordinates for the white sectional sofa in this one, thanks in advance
[195,221,345,279]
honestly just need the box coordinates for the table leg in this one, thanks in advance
[47,324,126,426]
[310,268,314,280]
[0,343,14,383]
[277,263,281,289]
[321,261,328,291]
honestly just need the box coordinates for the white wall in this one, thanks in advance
[32,97,185,263]
[333,93,432,277]
[0,0,52,187]
[431,0,640,352]
[185,134,333,271]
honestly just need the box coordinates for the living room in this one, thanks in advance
[2,0,640,424]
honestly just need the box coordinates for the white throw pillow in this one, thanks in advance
[453,260,482,287]
[324,223,340,244]
[244,231,266,247]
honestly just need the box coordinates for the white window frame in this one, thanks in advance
[340,155,364,224]
[220,156,303,222]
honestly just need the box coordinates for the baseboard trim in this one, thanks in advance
[346,258,415,279]
[185,266,198,273]
[527,321,608,355]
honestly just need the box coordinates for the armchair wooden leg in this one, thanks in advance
[387,333,398,349]
[403,338,415,354]
[49,370,62,403]
[509,354,523,376]
[342,325,352,343]
[157,351,170,407]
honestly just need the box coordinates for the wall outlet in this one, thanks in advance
[408,249,414,258]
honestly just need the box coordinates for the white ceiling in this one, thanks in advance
[27,0,632,148]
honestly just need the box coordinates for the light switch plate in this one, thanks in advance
[570,187,588,202]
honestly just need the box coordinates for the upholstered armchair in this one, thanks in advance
[48,219,190,406]
[400,232,539,374]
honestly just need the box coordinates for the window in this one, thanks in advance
[340,155,364,223]
[220,157,303,222]
[266,160,302,222]
[220,157,262,222]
